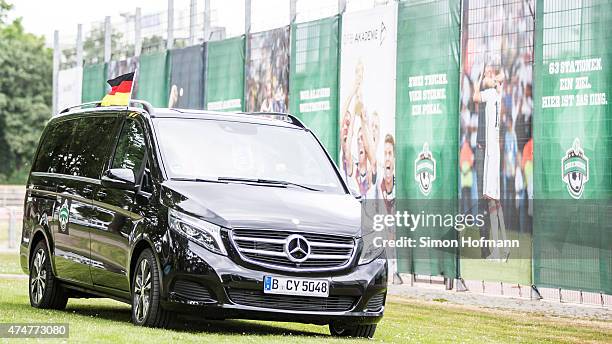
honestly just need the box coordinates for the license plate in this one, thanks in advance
[263,276,330,297]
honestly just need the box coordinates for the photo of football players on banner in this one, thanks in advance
[339,3,397,208]
[340,3,398,281]
[459,0,534,270]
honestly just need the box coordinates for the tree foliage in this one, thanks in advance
[0,2,52,182]
[0,0,11,25]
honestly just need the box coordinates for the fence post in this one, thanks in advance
[8,208,15,249]
[76,24,83,69]
[104,16,112,63]
[245,0,251,35]
[290,0,297,24]
[135,7,142,56]
[167,0,174,50]
[243,0,251,113]
[338,0,346,14]
[203,0,211,41]
[52,30,59,115]
[189,0,197,46]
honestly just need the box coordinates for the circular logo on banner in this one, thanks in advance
[415,142,436,196]
[561,138,589,199]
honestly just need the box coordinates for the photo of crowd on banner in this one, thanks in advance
[246,27,290,113]
[459,0,534,262]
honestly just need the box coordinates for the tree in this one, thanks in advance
[83,25,115,64]
[0,2,52,181]
[0,0,11,25]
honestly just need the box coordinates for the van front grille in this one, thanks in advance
[230,228,356,272]
[227,289,356,312]
[366,293,385,312]
[172,280,213,301]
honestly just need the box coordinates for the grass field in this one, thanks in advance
[459,227,533,284]
[0,277,610,343]
[0,251,22,275]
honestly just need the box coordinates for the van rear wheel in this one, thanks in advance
[131,248,174,327]
[29,241,68,309]
[329,323,377,338]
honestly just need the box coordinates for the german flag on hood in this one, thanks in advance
[101,72,134,106]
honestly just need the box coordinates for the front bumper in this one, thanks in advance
[160,232,387,325]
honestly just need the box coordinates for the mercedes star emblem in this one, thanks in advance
[284,234,310,263]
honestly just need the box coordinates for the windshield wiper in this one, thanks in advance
[170,177,227,184]
[217,177,320,192]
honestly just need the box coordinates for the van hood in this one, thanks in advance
[161,180,362,237]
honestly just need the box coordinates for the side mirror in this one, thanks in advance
[101,168,136,190]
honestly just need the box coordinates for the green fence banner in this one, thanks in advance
[395,0,460,278]
[81,63,107,103]
[169,45,205,109]
[205,36,245,111]
[289,16,339,161]
[136,51,170,107]
[533,0,612,293]
[246,26,290,112]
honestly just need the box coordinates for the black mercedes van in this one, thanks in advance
[20,100,387,338]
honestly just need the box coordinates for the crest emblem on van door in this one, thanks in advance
[415,142,436,196]
[58,199,70,233]
[561,138,589,199]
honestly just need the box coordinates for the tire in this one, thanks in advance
[329,323,377,338]
[29,241,68,309]
[131,248,174,327]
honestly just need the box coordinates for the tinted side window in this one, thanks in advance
[65,117,118,179]
[33,120,77,174]
[112,119,145,173]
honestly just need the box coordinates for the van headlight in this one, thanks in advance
[358,231,384,265]
[168,209,227,255]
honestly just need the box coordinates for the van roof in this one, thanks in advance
[55,100,306,129]
[153,108,305,129]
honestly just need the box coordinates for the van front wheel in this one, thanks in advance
[131,248,174,327]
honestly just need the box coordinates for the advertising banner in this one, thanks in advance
[339,3,397,200]
[246,26,290,112]
[289,16,340,161]
[57,67,83,112]
[81,63,106,103]
[339,4,397,281]
[205,36,245,112]
[169,45,205,109]
[458,0,535,284]
[394,0,461,277]
[135,51,170,107]
[533,0,612,293]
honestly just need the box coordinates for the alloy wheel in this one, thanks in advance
[133,258,152,323]
[30,249,47,305]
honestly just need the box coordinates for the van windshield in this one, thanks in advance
[153,118,345,194]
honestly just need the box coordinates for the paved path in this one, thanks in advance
[388,284,611,321]
[0,273,27,279]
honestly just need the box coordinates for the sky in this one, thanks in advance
[9,0,167,44]
[7,0,378,46]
